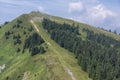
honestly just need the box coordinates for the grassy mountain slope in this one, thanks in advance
[0,11,120,80]
[32,20,92,80]
[0,12,91,80]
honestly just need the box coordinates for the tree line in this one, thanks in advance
[42,18,120,80]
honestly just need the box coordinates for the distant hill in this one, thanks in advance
[0,11,119,80]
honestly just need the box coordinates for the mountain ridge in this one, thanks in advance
[29,11,120,41]
[0,11,119,80]
[0,11,91,80]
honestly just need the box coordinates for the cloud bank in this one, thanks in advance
[0,0,120,31]
[68,1,84,13]
[68,0,120,30]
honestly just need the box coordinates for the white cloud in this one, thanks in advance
[38,6,44,12]
[70,3,118,29]
[88,4,116,21]
[68,1,84,13]
[84,4,117,29]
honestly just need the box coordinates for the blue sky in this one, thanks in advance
[0,0,120,30]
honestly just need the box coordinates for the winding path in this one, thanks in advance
[30,20,39,33]
[30,20,76,80]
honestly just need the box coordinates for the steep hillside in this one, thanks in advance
[0,12,91,80]
[0,11,119,80]
[30,12,120,80]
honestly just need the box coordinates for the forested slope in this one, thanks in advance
[42,18,120,80]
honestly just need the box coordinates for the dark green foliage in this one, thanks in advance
[42,18,79,35]
[16,24,20,28]
[5,31,11,36]
[12,19,23,29]
[17,48,21,52]
[5,76,9,80]
[4,31,11,39]
[13,34,21,45]
[4,21,9,25]
[5,36,9,39]
[23,31,26,35]
[23,33,45,55]
[28,26,33,32]
[42,18,120,80]
[12,25,16,28]
[83,28,120,48]
[31,47,40,56]
[24,33,44,49]
[31,46,45,56]
[39,46,46,54]
[17,19,22,24]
